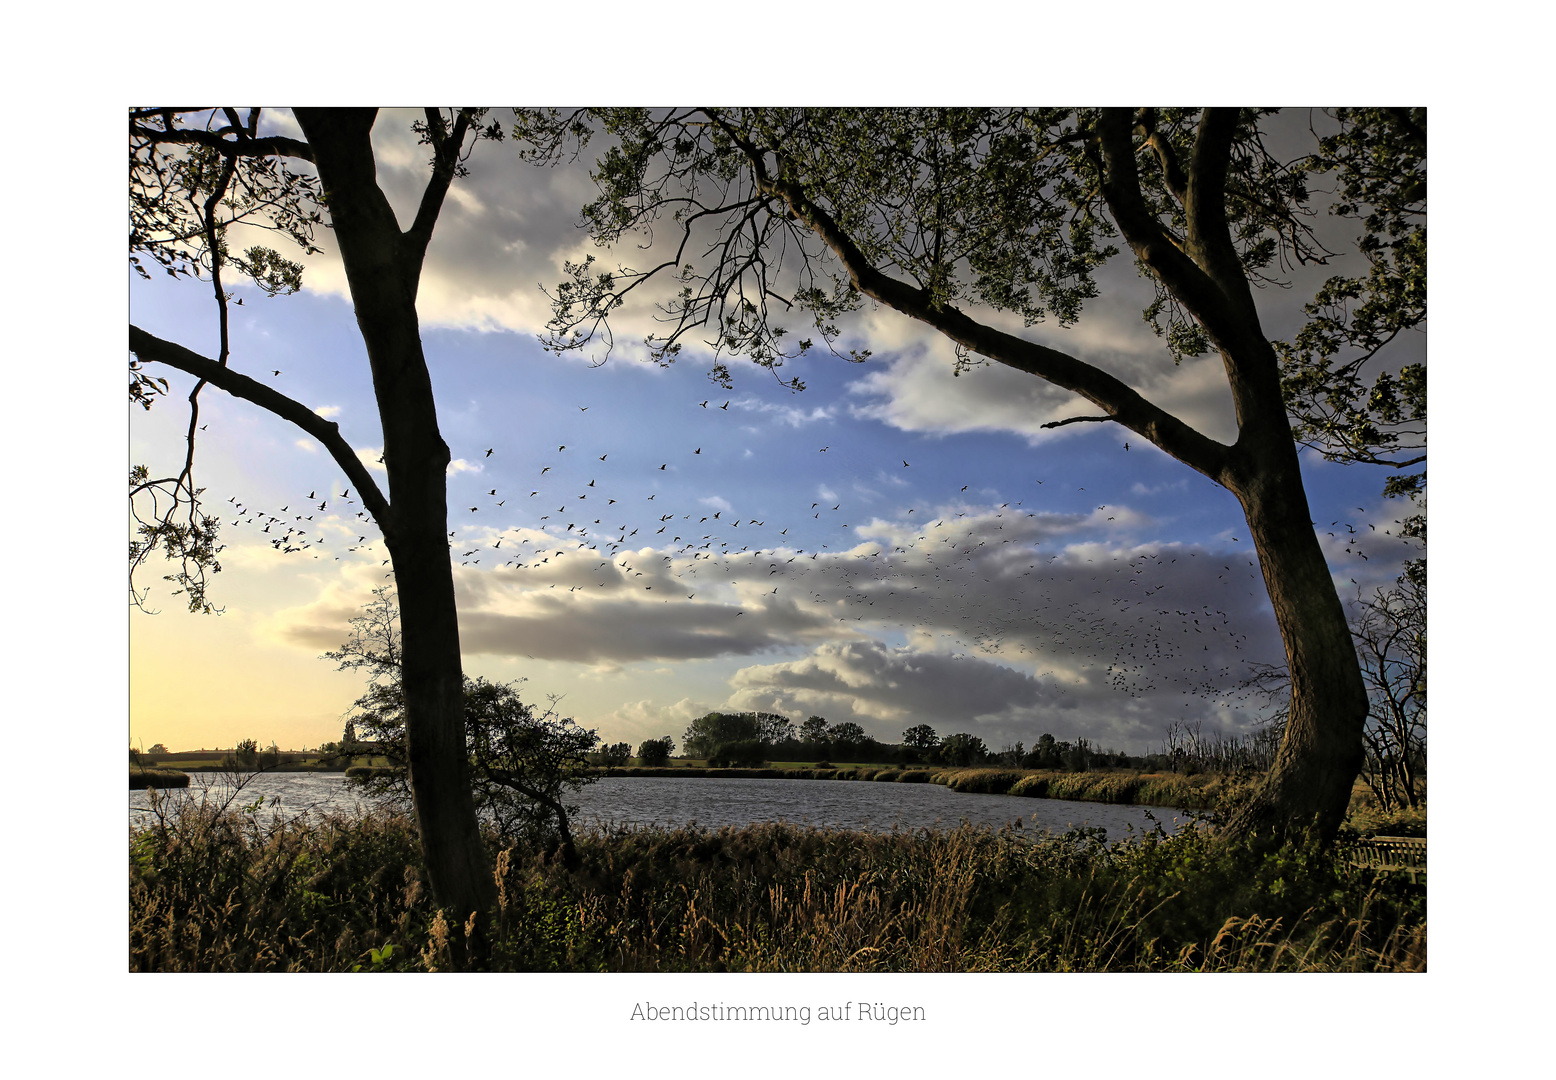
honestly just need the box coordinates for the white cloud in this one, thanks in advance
[447,458,483,477]
[313,405,342,419]
[294,439,317,453]
[356,447,386,473]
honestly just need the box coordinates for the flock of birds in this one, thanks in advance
[215,390,1420,717]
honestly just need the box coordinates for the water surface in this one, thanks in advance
[131,771,1192,842]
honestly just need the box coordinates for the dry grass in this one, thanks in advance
[131,784,1426,973]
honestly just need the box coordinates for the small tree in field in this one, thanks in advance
[636,737,674,766]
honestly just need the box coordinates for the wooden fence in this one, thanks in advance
[1350,835,1426,881]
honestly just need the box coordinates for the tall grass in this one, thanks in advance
[130,786,1425,972]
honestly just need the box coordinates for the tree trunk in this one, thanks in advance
[1221,440,1369,845]
[295,109,496,958]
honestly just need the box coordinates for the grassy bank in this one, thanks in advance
[130,768,189,789]
[129,789,1425,973]
[592,764,1245,811]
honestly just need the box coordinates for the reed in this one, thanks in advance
[130,792,1425,973]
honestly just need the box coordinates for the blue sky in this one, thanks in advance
[128,109,1424,756]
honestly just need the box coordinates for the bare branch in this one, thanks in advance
[129,326,394,534]
[1041,415,1116,430]
[130,120,314,163]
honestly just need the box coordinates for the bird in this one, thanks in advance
[659,464,667,470]
[558,445,566,451]
[902,460,910,467]
[271,370,281,376]
[599,454,607,460]
[488,489,497,496]
[720,401,730,410]
[694,448,702,454]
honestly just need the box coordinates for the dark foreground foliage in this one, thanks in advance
[130,787,1424,973]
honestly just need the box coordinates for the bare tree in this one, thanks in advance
[1352,573,1426,810]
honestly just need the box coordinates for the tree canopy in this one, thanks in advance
[522,107,1427,843]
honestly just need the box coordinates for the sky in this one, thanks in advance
[128,108,1425,757]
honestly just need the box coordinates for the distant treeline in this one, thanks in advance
[590,712,1288,776]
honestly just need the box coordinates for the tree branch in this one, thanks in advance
[130,122,315,163]
[129,325,394,534]
[1096,109,1258,357]
[1183,108,1258,316]
[1041,414,1116,430]
[404,109,475,272]
[713,117,1233,481]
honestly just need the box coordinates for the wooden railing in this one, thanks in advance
[1350,835,1426,880]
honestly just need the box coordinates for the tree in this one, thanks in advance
[826,721,866,752]
[597,742,633,767]
[130,108,507,947]
[326,588,601,868]
[938,733,989,768]
[528,107,1427,844]
[148,743,169,755]
[1352,573,1426,811]
[902,724,940,751]
[681,711,793,758]
[799,716,830,745]
[636,737,674,766]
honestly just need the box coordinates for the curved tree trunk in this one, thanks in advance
[1220,427,1369,845]
[296,109,496,959]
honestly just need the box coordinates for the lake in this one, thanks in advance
[130,772,1193,842]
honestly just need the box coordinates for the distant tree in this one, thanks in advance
[681,712,758,758]
[901,724,940,751]
[939,733,989,768]
[226,737,260,770]
[526,106,1428,844]
[1352,573,1426,811]
[597,742,633,767]
[826,722,867,753]
[799,716,830,744]
[1023,733,1063,770]
[682,711,794,757]
[148,743,169,755]
[636,737,674,766]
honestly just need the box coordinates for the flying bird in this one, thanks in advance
[485,448,494,457]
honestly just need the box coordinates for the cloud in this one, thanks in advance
[447,458,483,476]
[356,446,386,473]
[264,485,1288,750]
[294,439,317,453]
[313,405,342,419]
[728,640,1053,727]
